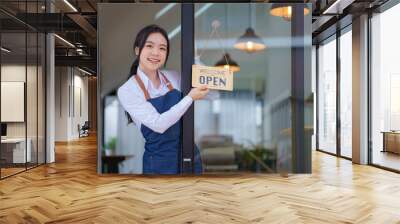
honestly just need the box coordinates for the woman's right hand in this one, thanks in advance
[188,85,209,100]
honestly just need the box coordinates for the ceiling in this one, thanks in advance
[0,0,392,75]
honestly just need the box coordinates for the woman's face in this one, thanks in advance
[136,32,168,73]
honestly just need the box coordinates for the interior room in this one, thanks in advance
[0,18,46,178]
[0,1,399,223]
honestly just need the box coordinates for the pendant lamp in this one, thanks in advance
[234,3,266,53]
[213,6,240,73]
[215,53,240,73]
[270,3,310,21]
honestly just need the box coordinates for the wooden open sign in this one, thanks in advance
[192,64,233,91]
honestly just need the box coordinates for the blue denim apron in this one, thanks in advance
[134,73,202,175]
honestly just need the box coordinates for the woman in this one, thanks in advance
[117,25,209,175]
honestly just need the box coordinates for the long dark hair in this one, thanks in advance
[125,24,170,124]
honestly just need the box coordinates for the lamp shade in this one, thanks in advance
[215,53,240,73]
[233,27,266,53]
[270,3,310,21]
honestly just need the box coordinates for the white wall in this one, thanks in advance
[1,64,46,163]
[1,65,38,138]
[1,65,26,135]
[55,67,68,141]
[71,72,89,138]
[55,67,89,141]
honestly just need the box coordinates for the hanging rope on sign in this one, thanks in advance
[195,20,229,66]
[192,20,234,91]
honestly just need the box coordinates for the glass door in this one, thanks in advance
[98,3,182,174]
[191,2,312,174]
[97,2,312,175]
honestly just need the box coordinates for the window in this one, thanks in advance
[340,28,352,158]
[194,3,312,173]
[371,3,400,171]
[317,36,337,155]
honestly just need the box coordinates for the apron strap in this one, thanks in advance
[160,72,174,91]
[134,75,150,100]
[133,71,175,101]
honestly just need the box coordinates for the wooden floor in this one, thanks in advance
[1,163,45,178]
[1,167,26,178]
[1,135,400,224]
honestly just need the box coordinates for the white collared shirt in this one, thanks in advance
[117,67,193,134]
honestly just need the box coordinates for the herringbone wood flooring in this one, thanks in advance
[1,134,400,224]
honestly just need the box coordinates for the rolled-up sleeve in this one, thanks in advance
[117,83,193,134]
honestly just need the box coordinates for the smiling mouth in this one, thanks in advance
[147,58,160,64]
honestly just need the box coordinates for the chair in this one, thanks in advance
[199,135,239,171]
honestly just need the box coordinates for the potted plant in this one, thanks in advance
[104,137,117,156]
[236,142,277,173]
